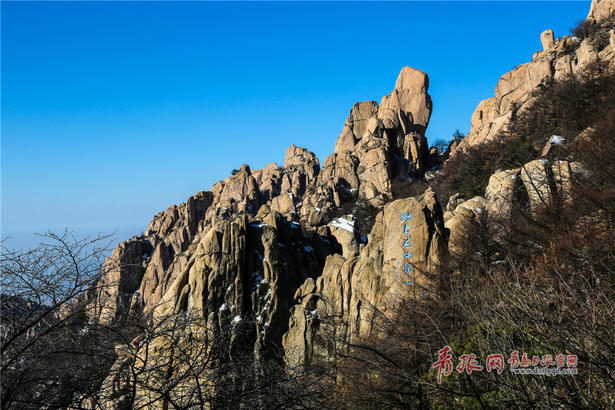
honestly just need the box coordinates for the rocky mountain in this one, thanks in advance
[83,64,451,406]
[83,0,615,407]
[86,65,439,324]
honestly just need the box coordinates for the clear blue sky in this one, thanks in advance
[2,1,589,248]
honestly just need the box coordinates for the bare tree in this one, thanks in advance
[83,309,334,410]
[317,115,615,408]
[1,231,117,409]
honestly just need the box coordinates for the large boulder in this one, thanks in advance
[551,160,584,204]
[379,66,432,132]
[485,168,521,221]
[445,197,486,259]
[210,164,263,219]
[334,101,379,153]
[520,159,553,212]
[356,136,392,204]
[541,29,555,51]
[328,215,359,259]
[378,66,432,172]
[283,144,320,189]
[252,162,282,202]
[520,159,584,213]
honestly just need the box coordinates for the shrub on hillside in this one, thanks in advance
[437,61,615,199]
[321,58,615,409]
[571,17,615,49]
[325,116,615,407]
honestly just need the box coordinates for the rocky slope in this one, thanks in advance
[453,0,615,155]
[86,65,449,394]
[87,65,438,323]
[87,0,615,405]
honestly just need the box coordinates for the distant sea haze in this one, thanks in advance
[1,225,144,252]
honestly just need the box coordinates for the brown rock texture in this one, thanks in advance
[445,197,486,259]
[89,64,441,405]
[87,2,615,406]
[87,191,213,321]
[283,188,448,366]
[541,29,555,51]
[587,0,615,24]
[484,168,521,222]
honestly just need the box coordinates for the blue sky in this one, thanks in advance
[2,1,590,248]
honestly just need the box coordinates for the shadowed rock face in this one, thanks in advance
[442,157,583,263]
[150,211,338,358]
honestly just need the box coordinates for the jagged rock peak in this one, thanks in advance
[284,144,319,169]
[379,66,433,131]
[333,101,379,154]
[540,29,555,51]
[87,65,437,325]
[394,66,430,92]
[334,66,433,156]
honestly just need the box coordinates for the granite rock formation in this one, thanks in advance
[85,1,614,406]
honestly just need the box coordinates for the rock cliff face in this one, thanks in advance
[87,66,443,378]
[283,189,447,365]
[454,0,615,154]
[588,0,615,24]
[88,1,614,403]
[87,191,214,321]
[88,66,436,322]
